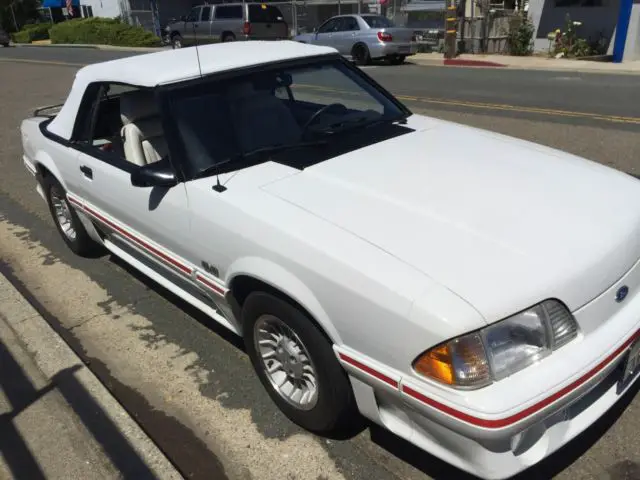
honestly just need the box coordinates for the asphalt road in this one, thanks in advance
[2,45,640,127]
[1,48,640,480]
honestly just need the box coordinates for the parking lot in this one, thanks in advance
[1,51,640,480]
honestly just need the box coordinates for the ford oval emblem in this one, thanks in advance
[615,286,629,303]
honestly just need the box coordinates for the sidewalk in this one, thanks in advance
[0,270,182,480]
[410,52,640,74]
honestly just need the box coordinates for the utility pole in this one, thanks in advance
[443,0,457,59]
[9,2,19,32]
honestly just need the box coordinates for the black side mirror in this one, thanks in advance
[131,160,177,188]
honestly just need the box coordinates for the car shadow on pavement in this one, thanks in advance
[369,379,640,480]
[107,253,640,479]
[0,340,159,479]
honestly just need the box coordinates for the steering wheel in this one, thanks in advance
[301,103,348,136]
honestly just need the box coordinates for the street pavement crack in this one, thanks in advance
[68,313,106,332]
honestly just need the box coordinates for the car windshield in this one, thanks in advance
[361,15,394,28]
[168,58,409,178]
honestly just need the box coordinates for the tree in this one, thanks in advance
[1,0,42,32]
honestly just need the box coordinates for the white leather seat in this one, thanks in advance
[120,90,168,166]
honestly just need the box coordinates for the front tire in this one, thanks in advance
[242,291,357,434]
[44,176,99,257]
[171,33,183,49]
[222,33,235,42]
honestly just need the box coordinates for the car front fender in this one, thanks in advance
[225,256,342,344]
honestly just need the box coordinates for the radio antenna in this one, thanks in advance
[192,12,226,191]
[193,18,203,78]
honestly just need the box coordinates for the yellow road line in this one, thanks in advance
[294,83,640,125]
[2,58,637,125]
[0,58,85,67]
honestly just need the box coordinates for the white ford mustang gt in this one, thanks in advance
[20,40,640,479]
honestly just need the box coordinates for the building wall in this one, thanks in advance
[80,0,123,18]
[623,0,640,59]
[529,0,620,51]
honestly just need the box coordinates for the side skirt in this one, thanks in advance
[103,238,241,335]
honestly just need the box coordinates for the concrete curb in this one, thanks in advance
[444,58,506,67]
[0,270,183,480]
[409,57,640,75]
[14,43,167,52]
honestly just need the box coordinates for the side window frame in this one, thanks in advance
[70,82,159,174]
[201,6,212,21]
[215,5,242,19]
[317,18,337,33]
[186,6,200,22]
[344,17,360,31]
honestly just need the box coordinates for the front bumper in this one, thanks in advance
[336,258,640,479]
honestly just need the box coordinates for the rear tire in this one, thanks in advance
[352,43,371,66]
[222,33,235,42]
[44,176,100,257]
[242,291,357,434]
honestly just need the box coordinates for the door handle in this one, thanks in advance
[80,165,93,179]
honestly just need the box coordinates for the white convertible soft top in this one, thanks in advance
[47,41,336,140]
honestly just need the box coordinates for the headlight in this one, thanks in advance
[413,299,579,389]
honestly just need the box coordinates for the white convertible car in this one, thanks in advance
[21,41,640,479]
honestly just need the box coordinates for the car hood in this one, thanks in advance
[262,116,640,322]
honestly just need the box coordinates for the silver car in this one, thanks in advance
[0,28,10,47]
[166,3,289,49]
[294,15,416,65]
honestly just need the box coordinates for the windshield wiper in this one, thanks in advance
[317,114,409,136]
[241,139,329,159]
[192,139,329,180]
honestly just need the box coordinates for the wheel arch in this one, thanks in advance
[34,155,105,245]
[226,258,342,344]
[351,41,368,55]
[33,151,64,187]
[221,31,235,40]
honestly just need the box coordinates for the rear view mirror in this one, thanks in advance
[131,160,177,188]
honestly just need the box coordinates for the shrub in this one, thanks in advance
[11,23,51,43]
[547,14,592,57]
[49,17,160,47]
[507,14,534,56]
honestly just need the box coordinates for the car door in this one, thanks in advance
[67,83,197,292]
[198,5,213,42]
[212,4,243,42]
[313,17,340,47]
[183,6,202,44]
[336,16,361,55]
